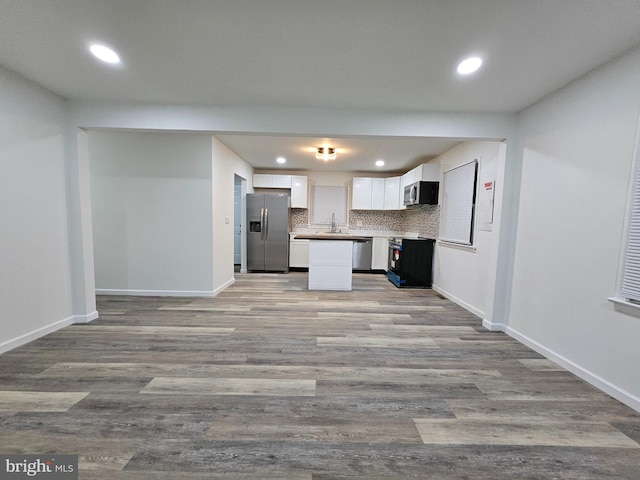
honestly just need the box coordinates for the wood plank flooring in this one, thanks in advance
[0,272,639,479]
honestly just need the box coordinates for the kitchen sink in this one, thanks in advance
[314,231,349,236]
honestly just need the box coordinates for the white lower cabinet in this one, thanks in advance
[289,239,309,268]
[372,237,389,270]
[308,240,353,291]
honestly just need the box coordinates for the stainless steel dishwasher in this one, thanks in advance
[352,237,373,271]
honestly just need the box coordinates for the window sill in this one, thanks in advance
[608,296,640,318]
[437,240,476,253]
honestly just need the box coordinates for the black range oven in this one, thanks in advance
[387,237,435,288]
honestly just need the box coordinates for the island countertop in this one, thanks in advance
[294,234,372,242]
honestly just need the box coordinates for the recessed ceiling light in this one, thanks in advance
[457,56,482,75]
[276,157,286,164]
[375,160,385,167]
[89,44,121,64]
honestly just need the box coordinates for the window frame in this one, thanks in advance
[609,120,640,317]
[438,159,479,247]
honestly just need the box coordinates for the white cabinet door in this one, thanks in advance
[290,176,308,208]
[253,174,292,189]
[384,176,401,210]
[308,240,352,291]
[401,168,417,190]
[419,163,440,181]
[352,177,372,209]
[253,174,273,188]
[289,239,310,268]
[272,175,292,188]
[371,178,385,210]
[372,237,389,270]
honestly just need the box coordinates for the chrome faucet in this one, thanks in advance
[331,212,337,233]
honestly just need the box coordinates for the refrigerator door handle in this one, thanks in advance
[264,208,269,241]
[260,208,265,241]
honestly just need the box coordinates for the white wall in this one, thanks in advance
[0,66,75,352]
[432,142,505,319]
[509,45,640,410]
[89,131,214,295]
[211,137,254,292]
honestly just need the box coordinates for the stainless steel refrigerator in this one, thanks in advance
[247,193,289,272]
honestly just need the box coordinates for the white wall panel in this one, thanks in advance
[510,45,640,410]
[90,131,214,294]
[0,65,73,351]
[432,142,504,320]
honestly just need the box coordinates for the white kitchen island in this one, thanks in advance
[294,234,370,291]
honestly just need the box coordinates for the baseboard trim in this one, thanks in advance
[432,284,485,319]
[95,278,236,298]
[213,277,235,296]
[505,325,640,413]
[0,315,76,354]
[72,311,99,324]
[96,288,217,297]
[482,318,507,332]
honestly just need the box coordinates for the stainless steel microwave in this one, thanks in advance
[403,181,439,206]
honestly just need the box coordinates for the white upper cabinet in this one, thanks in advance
[371,178,385,209]
[255,163,437,212]
[401,163,440,190]
[290,175,308,208]
[272,175,292,188]
[253,174,274,188]
[401,169,417,190]
[253,174,293,188]
[352,177,373,209]
[253,174,308,208]
[352,177,386,210]
[384,176,401,210]
[419,163,440,181]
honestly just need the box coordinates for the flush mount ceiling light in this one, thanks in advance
[375,160,385,167]
[89,44,121,64]
[457,56,482,75]
[276,157,286,164]
[316,147,336,161]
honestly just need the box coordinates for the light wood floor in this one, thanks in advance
[1,272,639,479]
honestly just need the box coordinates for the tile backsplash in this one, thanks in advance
[348,209,404,232]
[400,205,440,238]
[291,208,310,230]
[291,206,439,238]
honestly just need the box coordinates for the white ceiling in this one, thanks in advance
[2,0,640,172]
[216,134,466,172]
